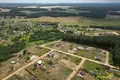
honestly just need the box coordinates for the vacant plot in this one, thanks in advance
[8,69,36,80]
[46,41,77,52]
[26,45,50,56]
[7,75,19,80]
[75,49,106,62]
[72,70,93,80]
[46,41,106,62]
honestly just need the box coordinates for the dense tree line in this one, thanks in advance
[89,25,120,30]
[51,8,66,11]
[70,5,120,11]
[62,34,120,66]
[79,11,107,19]
[26,11,78,18]
[0,8,107,19]
[11,8,48,12]
[36,21,58,27]
[0,39,26,61]
[29,29,63,42]
[26,11,107,19]
[0,10,26,17]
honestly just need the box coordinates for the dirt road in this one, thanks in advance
[66,58,86,80]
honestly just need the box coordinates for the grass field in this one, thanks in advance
[0,8,10,12]
[21,16,120,26]
[75,49,106,62]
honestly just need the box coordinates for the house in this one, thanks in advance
[37,60,43,66]
[95,56,103,61]
[48,51,57,58]
[77,46,84,50]
[77,46,90,51]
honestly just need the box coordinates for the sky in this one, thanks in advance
[0,0,120,3]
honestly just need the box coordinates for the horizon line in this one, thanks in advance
[0,2,120,4]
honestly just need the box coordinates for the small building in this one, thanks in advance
[48,51,57,58]
[95,56,103,61]
[37,60,43,66]
[77,46,84,50]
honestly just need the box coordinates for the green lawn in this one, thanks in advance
[83,61,105,72]
[65,55,82,65]
[75,50,106,62]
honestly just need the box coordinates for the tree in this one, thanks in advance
[23,49,27,55]
[26,56,30,62]
[112,45,120,66]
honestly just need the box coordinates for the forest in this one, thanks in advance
[0,10,26,17]
[0,37,26,61]
[29,29,63,42]
[89,25,120,30]
[0,21,64,61]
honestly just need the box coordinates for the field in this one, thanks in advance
[20,16,120,26]
[8,51,82,80]
[0,8,10,12]
[40,6,71,9]
[46,41,106,62]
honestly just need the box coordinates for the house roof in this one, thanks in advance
[37,60,43,65]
